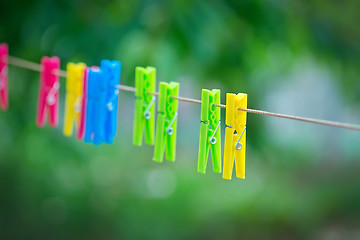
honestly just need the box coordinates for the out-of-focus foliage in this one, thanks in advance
[0,0,359,239]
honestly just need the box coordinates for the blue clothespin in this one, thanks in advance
[84,67,106,145]
[84,67,98,143]
[101,60,121,144]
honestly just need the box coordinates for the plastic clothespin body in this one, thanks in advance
[133,66,156,146]
[36,56,60,128]
[63,62,86,137]
[153,82,179,162]
[84,67,106,145]
[198,89,221,174]
[0,43,8,110]
[77,67,90,140]
[101,60,121,144]
[223,93,247,180]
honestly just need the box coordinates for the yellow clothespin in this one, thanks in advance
[223,93,247,180]
[63,62,86,137]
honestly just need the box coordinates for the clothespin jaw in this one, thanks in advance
[133,66,156,146]
[36,56,60,128]
[153,82,179,163]
[0,43,8,111]
[101,60,121,144]
[198,89,222,174]
[63,62,86,137]
[223,93,247,180]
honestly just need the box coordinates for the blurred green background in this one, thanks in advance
[1,0,360,239]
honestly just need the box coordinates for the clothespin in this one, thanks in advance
[76,67,90,140]
[133,66,156,146]
[84,67,106,145]
[36,56,60,128]
[153,82,179,162]
[223,93,247,180]
[198,89,221,174]
[101,60,121,144]
[63,62,86,137]
[0,43,8,111]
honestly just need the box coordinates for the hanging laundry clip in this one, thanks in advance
[36,56,60,128]
[101,60,121,144]
[84,67,106,145]
[198,89,222,174]
[223,93,247,180]
[153,82,179,163]
[0,43,8,111]
[133,66,156,146]
[63,62,86,137]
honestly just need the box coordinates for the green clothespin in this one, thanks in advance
[153,82,179,163]
[198,89,222,174]
[133,66,156,146]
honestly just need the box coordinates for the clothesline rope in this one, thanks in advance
[6,55,360,132]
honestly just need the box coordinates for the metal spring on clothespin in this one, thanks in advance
[166,112,178,135]
[235,126,246,150]
[46,82,60,106]
[209,120,221,145]
[0,66,7,89]
[144,96,155,119]
[107,89,120,111]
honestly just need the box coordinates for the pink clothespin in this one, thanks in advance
[77,67,89,139]
[36,56,60,128]
[0,43,8,111]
